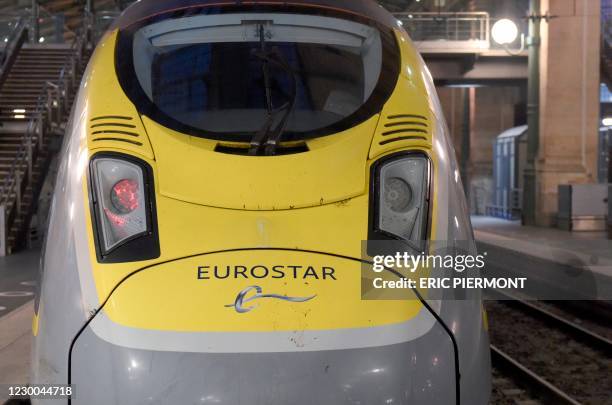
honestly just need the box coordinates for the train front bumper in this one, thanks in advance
[67,249,458,404]
[71,315,457,405]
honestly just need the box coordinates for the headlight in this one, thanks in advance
[89,154,160,263]
[370,153,430,252]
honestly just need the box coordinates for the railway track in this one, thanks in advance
[491,345,581,405]
[487,291,612,405]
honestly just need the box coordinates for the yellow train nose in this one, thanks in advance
[101,249,423,333]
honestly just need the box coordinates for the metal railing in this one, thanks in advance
[0,13,28,85]
[0,16,91,255]
[0,6,70,44]
[0,12,25,39]
[114,0,134,11]
[87,9,120,43]
[36,5,75,43]
[395,11,490,50]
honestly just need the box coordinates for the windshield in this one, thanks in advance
[115,7,400,142]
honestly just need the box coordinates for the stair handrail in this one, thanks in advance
[0,14,28,88]
[0,15,90,253]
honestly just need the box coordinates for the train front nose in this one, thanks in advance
[70,250,457,404]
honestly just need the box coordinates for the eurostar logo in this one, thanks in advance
[225,285,316,313]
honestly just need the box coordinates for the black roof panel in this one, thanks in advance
[113,0,400,30]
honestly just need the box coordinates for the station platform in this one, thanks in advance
[0,250,39,315]
[472,216,612,300]
[0,249,39,402]
[0,302,32,401]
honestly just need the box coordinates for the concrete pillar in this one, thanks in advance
[536,0,601,226]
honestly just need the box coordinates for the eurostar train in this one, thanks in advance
[30,0,491,403]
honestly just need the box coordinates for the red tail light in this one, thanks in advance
[111,179,140,214]
[91,158,147,253]
[90,154,160,263]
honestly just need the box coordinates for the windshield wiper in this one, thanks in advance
[249,24,298,156]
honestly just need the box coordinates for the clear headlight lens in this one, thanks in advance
[375,155,430,249]
[91,158,148,254]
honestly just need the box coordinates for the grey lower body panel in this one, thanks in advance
[66,322,457,405]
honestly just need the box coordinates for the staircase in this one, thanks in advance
[0,1,119,255]
[0,40,89,253]
[0,130,48,250]
[0,46,74,122]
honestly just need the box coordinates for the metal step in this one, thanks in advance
[0,101,49,106]
[0,88,49,93]
[6,66,66,71]
[2,81,60,86]
[0,137,32,142]
[7,74,65,80]
[0,98,41,102]
[19,50,73,55]
[0,89,46,94]
[13,58,71,64]
[13,61,70,66]
[3,74,63,79]
[7,69,66,75]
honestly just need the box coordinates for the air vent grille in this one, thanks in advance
[215,142,309,156]
[379,114,429,145]
[369,112,432,159]
[91,115,134,122]
[90,116,143,146]
[87,115,154,159]
[91,123,136,129]
[91,137,143,146]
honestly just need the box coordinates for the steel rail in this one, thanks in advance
[489,289,612,356]
[490,345,582,405]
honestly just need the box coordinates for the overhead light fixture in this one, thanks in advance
[14,114,26,119]
[603,117,612,127]
[13,109,26,113]
[492,19,519,45]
